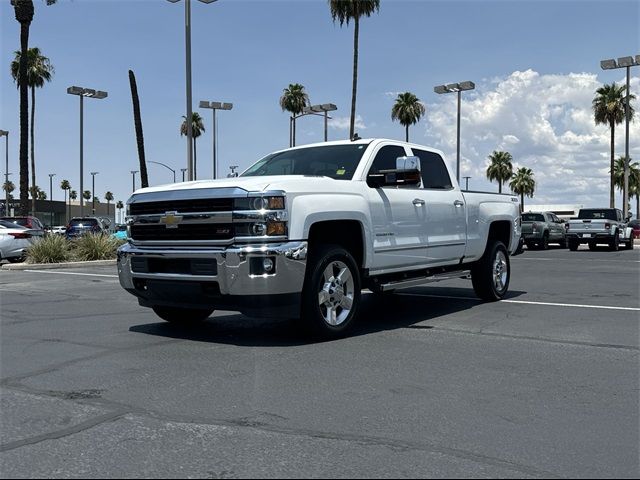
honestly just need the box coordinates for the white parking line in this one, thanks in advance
[24,270,118,279]
[515,257,640,263]
[395,293,640,312]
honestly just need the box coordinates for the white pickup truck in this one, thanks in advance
[117,139,521,337]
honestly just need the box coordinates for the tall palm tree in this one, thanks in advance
[37,190,46,200]
[11,0,56,215]
[279,83,309,147]
[629,165,640,219]
[3,181,16,199]
[593,83,636,208]
[486,151,514,194]
[82,190,91,202]
[11,47,54,216]
[29,185,41,199]
[180,112,205,180]
[391,92,425,142]
[509,167,536,213]
[329,0,380,140]
[128,70,148,188]
[105,191,114,218]
[116,200,124,223]
[60,179,70,222]
[613,156,639,214]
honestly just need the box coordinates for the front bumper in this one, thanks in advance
[117,241,308,317]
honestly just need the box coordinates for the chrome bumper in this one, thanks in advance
[117,241,308,297]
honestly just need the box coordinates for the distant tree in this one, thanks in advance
[69,189,77,202]
[593,83,636,208]
[60,179,70,222]
[82,190,91,201]
[329,0,380,140]
[37,190,46,200]
[391,92,425,142]
[128,70,148,188]
[105,191,114,218]
[629,164,640,219]
[28,184,41,199]
[180,112,205,180]
[3,181,16,199]
[11,46,54,216]
[116,200,124,223]
[486,151,513,194]
[509,167,536,213]
[613,156,640,216]
[279,83,309,147]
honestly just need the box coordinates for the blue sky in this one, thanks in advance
[1,0,639,213]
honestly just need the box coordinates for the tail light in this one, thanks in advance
[9,232,31,239]
[604,223,611,229]
[565,223,570,231]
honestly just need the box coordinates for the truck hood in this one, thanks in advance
[133,175,348,196]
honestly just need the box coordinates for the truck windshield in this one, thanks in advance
[578,209,617,220]
[522,213,545,222]
[241,144,370,180]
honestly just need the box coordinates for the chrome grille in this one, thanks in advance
[130,198,233,216]
[131,224,234,241]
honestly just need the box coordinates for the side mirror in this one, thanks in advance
[367,156,422,188]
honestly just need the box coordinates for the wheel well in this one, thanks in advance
[308,220,365,267]
[488,221,512,250]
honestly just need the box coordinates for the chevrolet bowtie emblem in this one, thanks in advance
[159,211,183,229]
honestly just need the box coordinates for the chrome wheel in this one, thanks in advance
[318,261,355,326]
[493,250,508,293]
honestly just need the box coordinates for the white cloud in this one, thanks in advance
[329,115,367,131]
[424,70,640,207]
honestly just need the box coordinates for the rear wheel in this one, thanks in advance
[7,257,25,263]
[568,240,578,251]
[625,237,634,250]
[471,241,510,302]
[152,306,214,325]
[558,238,567,248]
[539,233,549,250]
[301,244,361,338]
[609,233,620,251]
[588,242,597,251]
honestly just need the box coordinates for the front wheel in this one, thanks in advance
[301,244,361,338]
[152,306,214,325]
[471,241,510,302]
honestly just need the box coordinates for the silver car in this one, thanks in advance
[0,220,38,263]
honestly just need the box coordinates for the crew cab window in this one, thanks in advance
[411,149,453,189]
[368,145,408,175]
[578,209,618,221]
[522,213,544,222]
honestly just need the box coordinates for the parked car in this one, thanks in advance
[521,211,566,249]
[0,219,39,263]
[566,208,634,251]
[111,224,128,241]
[50,225,67,235]
[627,219,640,240]
[65,217,109,239]
[0,216,46,235]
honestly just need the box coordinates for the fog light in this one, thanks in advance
[266,221,286,236]
[263,258,274,273]
[252,223,267,236]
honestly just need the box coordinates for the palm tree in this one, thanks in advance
[391,92,425,142]
[60,179,70,222]
[29,185,41,199]
[593,83,636,208]
[279,83,309,147]
[37,190,46,200]
[69,189,77,217]
[329,0,380,140]
[105,191,114,218]
[128,70,148,188]
[180,112,205,180]
[116,200,124,223]
[629,165,640,219]
[613,156,639,215]
[486,151,514,194]
[11,47,54,216]
[509,167,536,213]
[3,181,16,199]
[82,190,91,202]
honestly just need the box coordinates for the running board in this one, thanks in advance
[379,270,472,292]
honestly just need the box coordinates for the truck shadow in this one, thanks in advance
[129,287,526,347]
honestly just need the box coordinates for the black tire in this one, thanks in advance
[609,233,620,252]
[7,257,24,263]
[588,242,597,251]
[471,241,510,302]
[540,233,549,250]
[525,242,535,250]
[625,237,634,250]
[301,244,361,338]
[152,306,214,325]
[568,240,578,251]
[559,238,567,248]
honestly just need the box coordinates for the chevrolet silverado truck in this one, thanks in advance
[566,208,634,251]
[521,211,567,249]
[117,139,521,337]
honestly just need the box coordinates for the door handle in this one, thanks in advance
[413,199,426,207]
[454,200,464,207]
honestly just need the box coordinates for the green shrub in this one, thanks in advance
[26,234,71,264]
[73,233,123,261]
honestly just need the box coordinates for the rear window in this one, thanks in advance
[3,218,28,227]
[0,220,27,229]
[69,219,99,227]
[578,209,617,220]
[522,213,545,222]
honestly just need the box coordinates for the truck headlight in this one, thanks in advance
[236,196,285,211]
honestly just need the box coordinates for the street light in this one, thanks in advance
[199,101,233,179]
[48,173,56,226]
[67,86,108,217]
[90,172,99,214]
[434,81,475,183]
[600,55,639,218]
[148,160,176,183]
[302,103,338,142]
[0,130,8,216]
[180,168,187,182]
[131,170,139,192]
[228,165,239,178]
[167,0,219,182]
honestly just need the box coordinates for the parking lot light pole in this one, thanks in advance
[601,55,639,219]
[0,130,8,215]
[167,0,219,182]
[434,81,475,183]
[302,104,338,142]
[90,172,98,214]
[66,86,108,217]
[181,168,187,182]
[48,173,56,226]
[199,101,233,179]
[148,160,176,183]
[131,170,139,193]
[463,176,471,191]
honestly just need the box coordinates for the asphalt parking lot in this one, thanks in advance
[1,246,638,478]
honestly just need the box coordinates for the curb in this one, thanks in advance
[1,259,116,271]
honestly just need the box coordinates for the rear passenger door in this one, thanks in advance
[411,148,467,264]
